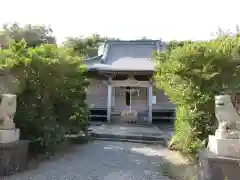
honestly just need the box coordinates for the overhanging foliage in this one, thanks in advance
[0,39,89,155]
[154,36,240,157]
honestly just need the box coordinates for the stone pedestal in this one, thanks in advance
[208,135,240,158]
[0,129,20,143]
[236,121,240,130]
[0,121,15,129]
[198,150,240,180]
[0,93,30,176]
[0,140,29,176]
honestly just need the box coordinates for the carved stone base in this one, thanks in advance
[0,121,15,129]
[198,150,240,180]
[236,121,240,130]
[0,129,20,143]
[0,140,29,176]
[215,129,240,139]
[208,135,240,158]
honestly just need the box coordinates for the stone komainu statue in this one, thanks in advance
[0,94,17,129]
[215,95,240,139]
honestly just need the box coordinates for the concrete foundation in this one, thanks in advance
[0,140,29,176]
[198,150,240,180]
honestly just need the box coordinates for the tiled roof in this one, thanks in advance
[85,40,165,71]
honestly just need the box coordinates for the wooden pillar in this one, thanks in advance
[148,84,152,124]
[112,87,115,106]
[107,81,112,124]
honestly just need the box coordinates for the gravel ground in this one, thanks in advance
[4,141,170,180]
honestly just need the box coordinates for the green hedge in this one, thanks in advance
[154,36,240,157]
[0,40,89,155]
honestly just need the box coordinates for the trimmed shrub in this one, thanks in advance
[0,40,89,155]
[154,36,240,157]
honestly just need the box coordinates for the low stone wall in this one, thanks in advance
[0,140,29,176]
[198,150,240,180]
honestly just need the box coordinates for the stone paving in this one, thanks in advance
[5,141,171,180]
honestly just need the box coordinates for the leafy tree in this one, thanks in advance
[0,39,88,155]
[154,35,240,158]
[0,22,56,48]
[64,34,119,57]
[167,40,194,52]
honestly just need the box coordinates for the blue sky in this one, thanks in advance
[0,0,239,44]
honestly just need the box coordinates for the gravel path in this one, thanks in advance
[5,141,170,180]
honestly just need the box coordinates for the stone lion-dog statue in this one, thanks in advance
[0,94,17,129]
[215,95,240,139]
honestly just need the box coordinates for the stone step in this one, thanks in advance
[92,137,167,145]
[90,132,166,141]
